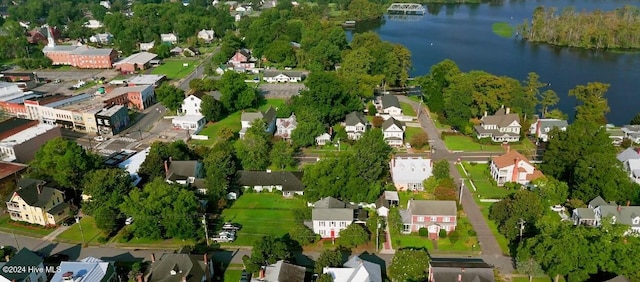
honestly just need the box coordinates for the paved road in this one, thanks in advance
[399,96,515,273]
[120,103,167,138]
[178,46,220,91]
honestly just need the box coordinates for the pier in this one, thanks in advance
[387,3,426,15]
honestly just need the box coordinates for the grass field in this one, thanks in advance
[492,22,514,38]
[195,99,285,146]
[56,216,104,244]
[220,193,305,246]
[224,269,244,281]
[151,59,199,79]
[400,102,417,116]
[0,215,55,238]
[443,135,536,152]
[405,127,424,143]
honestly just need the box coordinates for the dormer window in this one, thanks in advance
[634,217,640,225]
[612,216,617,223]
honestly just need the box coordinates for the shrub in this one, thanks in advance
[467,229,477,236]
[439,229,447,238]
[97,236,109,244]
[418,228,429,237]
[448,230,460,244]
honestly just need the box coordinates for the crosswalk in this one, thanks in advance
[118,137,137,142]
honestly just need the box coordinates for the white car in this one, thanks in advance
[551,205,565,212]
[125,217,134,225]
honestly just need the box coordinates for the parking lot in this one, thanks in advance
[258,83,305,98]
[32,69,119,95]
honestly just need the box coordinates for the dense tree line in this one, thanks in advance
[518,6,640,49]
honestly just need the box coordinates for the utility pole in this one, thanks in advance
[202,214,210,246]
[138,128,143,141]
[459,179,464,204]
[12,230,19,249]
[77,217,85,245]
[517,218,526,242]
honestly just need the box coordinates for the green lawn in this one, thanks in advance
[512,277,559,282]
[0,215,55,238]
[224,269,244,281]
[397,191,435,209]
[220,193,305,246]
[391,216,478,253]
[303,142,352,155]
[194,99,285,146]
[400,102,417,116]
[56,216,104,244]
[492,22,514,38]
[443,135,505,151]
[151,59,199,79]
[405,127,424,143]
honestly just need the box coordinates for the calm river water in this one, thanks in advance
[356,0,640,124]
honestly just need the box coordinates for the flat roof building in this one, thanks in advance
[0,122,61,162]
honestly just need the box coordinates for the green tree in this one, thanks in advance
[338,223,369,248]
[94,206,120,234]
[569,82,610,124]
[292,120,325,147]
[630,112,640,125]
[235,120,271,170]
[29,137,103,190]
[540,89,559,117]
[409,131,429,149]
[270,140,296,169]
[219,72,253,112]
[204,141,237,210]
[545,108,568,120]
[248,235,293,269]
[138,141,194,181]
[432,159,451,180]
[317,273,334,282]
[82,168,134,216]
[315,249,344,274]
[416,59,460,114]
[156,84,185,113]
[151,44,171,59]
[489,190,545,242]
[290,224,317,247]
[200,95,225,122]
[120,178,199,240]
[388,249,430,282]
[388,207,403,235]
[531,177,569,206]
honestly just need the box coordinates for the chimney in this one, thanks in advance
[458,274,462,282]
[37,183,43,194]
[618,205,622,212]
[627,200,631,207]
[5,255,9,262]
[511,158,520,182]
[259,267,266,279]
[164,160,169,177]
[136,274,143,282]
[506,107,510,114]
[181,276,187,282]
[151,253,156,262]
[204,253,208,265]
[484,111,487,117]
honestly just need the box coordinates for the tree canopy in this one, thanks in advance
[388,249,430,282]
[155,83,185,113]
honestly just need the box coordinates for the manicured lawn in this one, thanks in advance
[400,102,417,116]
[405,127,424,143]
[224,269,244,281]
[56,216,104,244]
[390,217,478,253]
[220,193,305,246]
[151,59,199,79]
[195,99,285,146]
[303,142,352,156]
[492,22,514,38]
[443,135,505,151]
[0,215,55,238]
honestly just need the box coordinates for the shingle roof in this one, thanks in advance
[145,253,209,282]
[381,95,400,109]
[167,160,201,181]
[345,111,368,127]
[605,275,631,282]
[0,248,44,281]
[599,205,640,226]
[236,170,304,191]
[14,178,58,208]
[382,117,403,131]
[617,147,640,163]
[263,70,303,78]
[314,197,347,208]
[312,208,354,221]
[430,258,495,282]
[588,196,612,208]
[263,260,306,282]
[491,150,530,169]
[537,119,568,132]
[481,107,520,127]
[263,106,276,124]
[407,200,457,216]
[574,208,596,220]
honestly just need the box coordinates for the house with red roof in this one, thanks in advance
[490,150,544,186]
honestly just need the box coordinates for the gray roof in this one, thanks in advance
[430,258,494,282]
[589,196,610,209]
[574,208,596,220]
[263,70,304,78]
[345,111,368,127]
[384,191,399,201]
[312,208,354,221]
[381,94,400,109]
[605,275,631,282]
[599,205,640,226]
[262,260,306,282]
[50,257,116,282]
[73,48,114,56]
[343,255,382,282]
[481,107,520,127]
[382,117,404,131]
[408,200,457,216]
[617,148,640,163]
[622,125,640,134]
[314,197,347,208]
[13,178,60,208]
[114,52,157,65]
[167,161,202,181]
[236,170,304,191]
[0,248,44,281]
[145,253,209,282]
[241,107,276,124]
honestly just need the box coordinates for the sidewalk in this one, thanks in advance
[380,225,395,254]
[42,225,70,241]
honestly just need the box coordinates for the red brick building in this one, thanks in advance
[41,27,116,69]
[113,52,158,74]
[102,85,155,111]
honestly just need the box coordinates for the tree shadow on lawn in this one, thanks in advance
[211,249,238,282]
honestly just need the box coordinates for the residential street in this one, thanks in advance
[399,96,515,273]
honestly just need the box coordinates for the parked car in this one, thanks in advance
[125,217,134,225]
[551,205,565,212]
[61,217,76,226]
[211,232,235,243]
[222,222,241,231]
[240,270,250,282]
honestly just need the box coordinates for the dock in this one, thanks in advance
[387,3,426,15]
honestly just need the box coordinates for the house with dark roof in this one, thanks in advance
[164,160,205,186]
[378,95,402,117]
[237,170,305,197]
[144,253,214,282]
[5,178,69,226]
[530,118,568,142]
[400,200,457,239]
[376,191,399,217]
[475,106,521,143]
[323,255,382,282]
[345,111,369,140]
[50,257,117,282]
[428,257,495,282]
[572,196,640,235]
[0,248,47,282]
[382,117,405,146]
[309,197,360,239]
[489,150,544,186]
[251,260,306,282]
[622,125,640,144]
[240,107,277,139]
[229,48,257,71]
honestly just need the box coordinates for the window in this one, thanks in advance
[417,216,424,222]
[340,221,346,227]
[319,221,325,227]
[430,216,437,222]
[330,221,336,227]
[320,230,325,235]
[443,217,450,223]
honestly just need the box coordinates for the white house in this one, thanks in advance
[275,113,297,140]
[179,94,204,116]
[100,1,111,9]
[345,111,369,140]
[622,125,640,144]
[530,118,568,142]
[83,20,103,29]
[139,41,155,52]
[490,150,544,186]
[237,170,305,198]
[475,106,521,143]
[89,33,113,44]
[378,95,402,117]
[382,117,405,146]
[239,107,277,139]
[573,196,640,235]
[235,5,252,12]
[263,70,304,83]
[376,191,399,217]
[316,133,332,146]
[172,115,206,134]
[390,156,432,191]
[323,255,382,282]
[310,197,355,239]
[197,29,215,43]
[160,33,178,44]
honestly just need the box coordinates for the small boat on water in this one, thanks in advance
[342,20,356,28]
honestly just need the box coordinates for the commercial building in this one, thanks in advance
[103,85,155,111]
[127,74,166,87]
[95,104,129,135]
[0,122,61,163]
[42,27,117,69]
[113,52,158,73]
[0,82,39,118]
